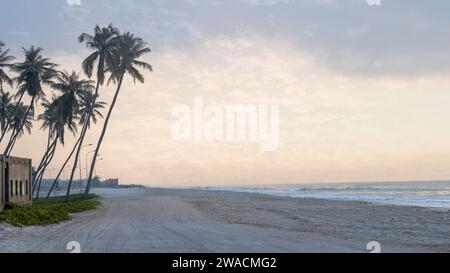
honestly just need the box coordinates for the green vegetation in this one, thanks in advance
[0,194,101,227]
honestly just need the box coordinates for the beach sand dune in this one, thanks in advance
[0,188,447,253]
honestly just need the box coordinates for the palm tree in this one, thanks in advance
[78,91,106,128]
[61,25,119,201]
[85,32,152,194]
[4,46,57,155]
[33,95,78,198]
[33,96,63,195]
[47,71,95,200]
[0,42,16,144]
[51,71,94,126]
[0,41,15,92]
[46,91,105,198]
[7,102,33,151]
[47,90,105,198]
[0,91,14,133]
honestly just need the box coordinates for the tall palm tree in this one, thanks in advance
[0,41,15,92]
[85,32,152,194]
[4,46,57,155]
[47,91,105,198]
[34,95,78,198]
[64,24,118,201]
[48,71,95,200]
[33,96,63,195]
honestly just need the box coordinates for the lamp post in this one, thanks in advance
[86,150,98,179]
[95,158,104,178]
[79,144,93,192]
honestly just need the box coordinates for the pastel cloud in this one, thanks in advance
[2,1,450,186]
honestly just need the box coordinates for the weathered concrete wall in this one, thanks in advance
[0,155,32,210]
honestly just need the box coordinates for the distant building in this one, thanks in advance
[1,155,32,210]
[103,178,119,187]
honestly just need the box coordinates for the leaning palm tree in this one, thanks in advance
[33,96,63,196]
[61,24,120,201]
[33,95,78,198]
[51,71,94,127]
[47,91,105,198]
[78,91,106,128]
[85,32,152,194]
[0,41,15,92]
[3,46,57,155]
[47,90,105,198]
[48,71,95,201]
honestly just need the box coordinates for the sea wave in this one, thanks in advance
[204,181,450,208]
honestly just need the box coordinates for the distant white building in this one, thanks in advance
[104,178,119,187]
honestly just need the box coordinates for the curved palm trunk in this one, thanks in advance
[33,133,54,182]
[0,92,25,144]
[33,138,57,193]
[47,136,82,198]
[85,74,124,194]
[64,120,89,201]
[32,131,52,180]
[32,136,53,182]
[6,133,20,157]
[36,142,57,199]
[65,80,101,202]
[4,95,35,156]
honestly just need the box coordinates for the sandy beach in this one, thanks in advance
[0,188,448,253]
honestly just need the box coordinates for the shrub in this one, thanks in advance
[0,194,101,227]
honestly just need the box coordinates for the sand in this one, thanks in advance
[0,187,448,253]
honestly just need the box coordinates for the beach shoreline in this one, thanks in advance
[0,187,448,253]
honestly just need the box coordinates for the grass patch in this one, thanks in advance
[0,194,101,227]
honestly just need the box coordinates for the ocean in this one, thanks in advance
[205,181,450,208]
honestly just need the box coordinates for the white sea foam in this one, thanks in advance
[204,181,450,208]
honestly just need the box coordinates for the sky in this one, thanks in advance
[1,0,450,186]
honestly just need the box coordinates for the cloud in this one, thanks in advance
[4,0,450,185]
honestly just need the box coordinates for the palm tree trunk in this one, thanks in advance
[4,95,35,156]
[33,133,54,184]
[34,150,53,198]
[6,133,19,156]
[47,136,82,198]
[33,138,57,193]
[64,121,89,201]
[65,80,101,201]
[85,74,124,194]
[36,141,57,199]
[32,131,52,180]
[0,92,25,144]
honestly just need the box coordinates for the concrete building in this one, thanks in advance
[0,155,32,210]
[104,178,119,187]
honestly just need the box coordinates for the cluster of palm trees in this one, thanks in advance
[0,24,152,201]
